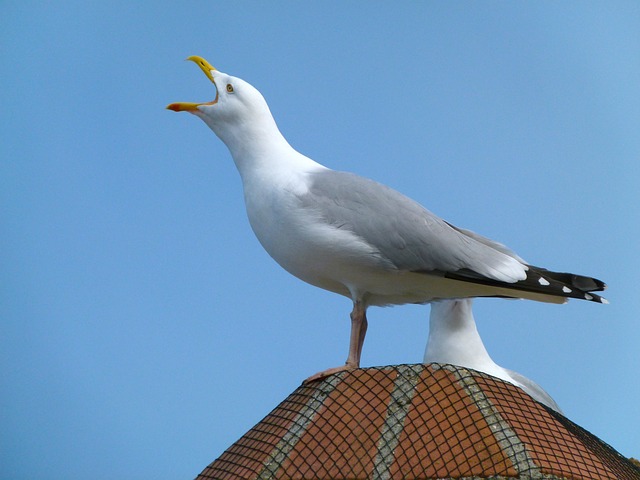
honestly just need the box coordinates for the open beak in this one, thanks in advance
[167,56,218,112]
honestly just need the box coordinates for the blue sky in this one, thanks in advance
[2,3,639,479]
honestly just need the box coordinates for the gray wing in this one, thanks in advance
[446,224,527,263]
[301,170,526,283]
[505,368,563,413]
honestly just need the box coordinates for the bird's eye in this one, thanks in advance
[226,84,234,93]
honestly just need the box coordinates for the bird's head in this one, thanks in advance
[167,56,275,146]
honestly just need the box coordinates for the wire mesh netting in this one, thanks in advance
[196,364,640,480]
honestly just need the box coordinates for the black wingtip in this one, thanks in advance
[583,291,609,304]
[525,266,608,303]
[530,266,606,292]
[443,266,608,304]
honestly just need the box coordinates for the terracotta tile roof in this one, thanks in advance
[196,364,640,480]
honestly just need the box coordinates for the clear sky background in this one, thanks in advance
[2,3,639,479]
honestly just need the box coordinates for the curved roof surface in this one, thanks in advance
[196,363,639,480]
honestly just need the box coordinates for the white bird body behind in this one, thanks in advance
[424,299,562,412]
[168,56,606,380]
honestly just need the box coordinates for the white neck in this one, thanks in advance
[200,108,323,182]
[424,299,504,378]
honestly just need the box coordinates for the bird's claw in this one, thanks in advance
[303,364,358,384]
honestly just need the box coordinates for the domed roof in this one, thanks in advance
[196,363,639,480]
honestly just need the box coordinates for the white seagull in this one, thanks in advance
[168,56,606,382]
[424,299,562,412]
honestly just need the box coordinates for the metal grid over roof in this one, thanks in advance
[196,364,639,480]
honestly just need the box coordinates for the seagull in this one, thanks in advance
[167,56,607,382]
[424,299,562,412]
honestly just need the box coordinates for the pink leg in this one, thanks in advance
[345,301,367,368]
[304,301,368,383]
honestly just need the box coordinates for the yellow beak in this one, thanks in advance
[166,56,218,112]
